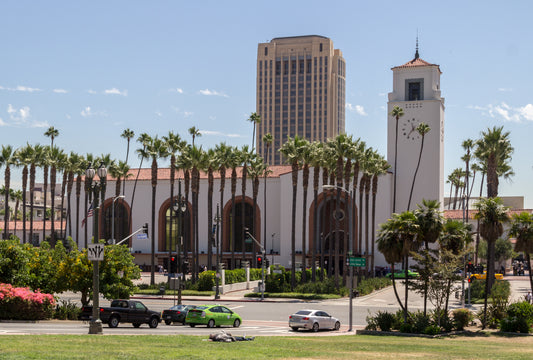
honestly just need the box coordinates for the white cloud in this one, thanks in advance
[7,104,31,123]
[155,111,163,117]
[201,130,244,138]
[15,85,41,92]
[346,103,367,116]
[498,88,513,92]
[88,89,97,94]
[184,111,193,117]
[198,89,229,98]
[472,102,533,123]
[169,88,183,94]
[53,89,68,94]
[104,88,127,96]
[81,106,93,117]
[0,118,6,126]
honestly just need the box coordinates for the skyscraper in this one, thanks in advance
[256,35,346,165]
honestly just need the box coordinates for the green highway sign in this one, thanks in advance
[348,257,366,267]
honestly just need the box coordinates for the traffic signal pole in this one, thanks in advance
[245,230,265,301]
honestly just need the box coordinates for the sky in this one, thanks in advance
[1,0,532,208]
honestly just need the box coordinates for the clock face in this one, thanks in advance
[401,118,420,141]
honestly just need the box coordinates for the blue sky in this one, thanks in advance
[1,0,532,207]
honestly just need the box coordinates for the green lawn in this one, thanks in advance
[0,334,532,359]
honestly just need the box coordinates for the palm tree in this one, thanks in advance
[108,160,131,243]
[130,133,151,229]
[188,126,201,147]
[65,151,83,239]
[407,123,430,210]
[461,139,475,220]
[239,145,253,264]
[83,153,95,248]
[58,150,69,242]
[205,148,217,270]
[121,128,135,166]
[390,105,404,213]
[0,145,14,239]
[370,154,390,275]
[227,146,241,269]
[48,147,66,246]
[44,126,59,148]
[177,146,193,264]
[14,144,33,243]
[510,212,533,294]
[247,112,261,151]
[308,141,323,281]
[189,145,207,281]
[475,126,514,198]
[248,155,266,266]
[29,144,44,244]
[214,142,233,268]
[279,135,307,290]
[74,155,88,246]
[299,140,312,283]
[414,199,444,315]
[11,189,22,234]
[261,133,273,261]
[474,197,509,329]
[137,135,169,285]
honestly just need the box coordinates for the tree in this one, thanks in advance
[227,146,241,269]
[407,123,430,210]
[390,105,404,213]
[29,144,44,244]
[44,126,59,148]
[308,141,323,281]
[11,189,23,233]
[129,133,151,233]
[204,148,217,270]
[239,145,253,264]
[14,144,33,243]
[461,139,475,221]
[188,145,207,281]
[261,133,273,267]
[474,197,509,329]
[137,135,169,285]
[510,212,533,294]
[48,147,67,246]
[279,135,307,290]
[121,128,135,166]
[188,126,201,147]
[369,153,389,275]
[214,142,233,269]
[248,155,266,266]
[247,112,261,151]
[0,145,14,239]
[299,140,313,283]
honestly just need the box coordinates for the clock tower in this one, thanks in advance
[387,47,445,212]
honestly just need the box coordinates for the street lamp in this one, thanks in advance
[86,162,107,335]
[172,179,187,305]
[214,205,221,300]
[111,195,125,245]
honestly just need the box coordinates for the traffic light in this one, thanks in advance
[142,223,149,234]
[170,257,177,273]
[467,262,474,273]
[257,255,263,268]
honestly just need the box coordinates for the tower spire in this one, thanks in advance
[415,32,419,59]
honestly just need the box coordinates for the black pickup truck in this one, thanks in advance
[79,299,161,328]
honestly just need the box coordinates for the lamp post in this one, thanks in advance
[86,162,107,335]
[111,195,125,245]
[214,204,221,300]
[172,179,187,305]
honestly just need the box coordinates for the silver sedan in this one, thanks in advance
[288,309,341,332]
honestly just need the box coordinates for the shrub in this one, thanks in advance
[0,283,55,320]
[506,301,533,322]
[399,322,413,333]
[452,308,473,330]
[53,299,81,320]
[499,317,531,333]
[423,324,442,335]
[431,309,453,332]
[411,311,431,333]
[356,277,391,296]
[373,311,395,332]
[197,271,215,291]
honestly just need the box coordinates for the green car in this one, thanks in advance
[386,269,419,279]
[185,305,242,328]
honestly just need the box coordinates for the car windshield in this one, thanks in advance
[169,305,186,310]
[193,306,209,310]
[295,310,312,315]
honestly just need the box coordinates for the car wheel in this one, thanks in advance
[207,319,215,328]
[132,323,141,328]
[312,322,319,332]
[108,316,119,328]
[334,321,341,331]
[291,327,298,331]
[164,320,172,325]
[148,317,159,328]
[182,321,186,325]
[189,323,196,327]
[233,319,241,328]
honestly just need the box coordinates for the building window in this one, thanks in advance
[320,43,323,52]
[275,61,281,76]
[264,47,268,56]
[406,79,424,101]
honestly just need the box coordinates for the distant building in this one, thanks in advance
[256,35,346,165]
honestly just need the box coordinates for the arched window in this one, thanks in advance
[163,205,191,253]
[225,201,255,253]
[103,201,130,243]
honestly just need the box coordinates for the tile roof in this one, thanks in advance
[4,221,66,231]
[392,57,441,73]
[444,209,533,220]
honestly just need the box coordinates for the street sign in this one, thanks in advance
[88,244,105,261]
[348,257,366,267]
[136,233,148,240]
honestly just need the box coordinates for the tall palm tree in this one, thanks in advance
[137,135,169,285]
[48,147,66,246]
[40,146,52,243]
[65,152,83,239]
[44,126,59,148]
[261,133,273,257]
[214,142,232,268]
[0,145,14,239]
[108,160,131,243]
[74,155,88,246]
[461,139,475,221]
[474,197,509,329]
[205,148,217,270]
[11,189,22,234]
[309,141,323,281]
[130,133,151,229]
[58,150,69,242]
[188,126,201,147]
[227,146,241,269]
[14,144,33,243]
[247,112,261,151]
[189,145,207,281]
[121,128,135,166]
[29,144,44,244]
[390,105,404,213]
[370,154,390,275]
[407,123,430,210]
[248,155,266,266]
[83,153,95,248]
[510,212,533,294]
[177,146,193,264]
[299,139,312,283]
[279,135,307,290]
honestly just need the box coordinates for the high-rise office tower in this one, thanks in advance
[256,35,346,165]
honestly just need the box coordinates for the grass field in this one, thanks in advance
[0,333,531,359]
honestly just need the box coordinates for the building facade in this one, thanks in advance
[256,35,346,165]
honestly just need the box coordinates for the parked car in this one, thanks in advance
[470,271,504,281]
[386,269,420,279]
[161,304,196,325]
[289,309,341,332]
[185,305,242,328]
[78,299,161,328]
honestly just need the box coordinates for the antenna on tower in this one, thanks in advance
[415,30,420,59]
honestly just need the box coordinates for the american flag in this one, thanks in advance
[81,203,94,228]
